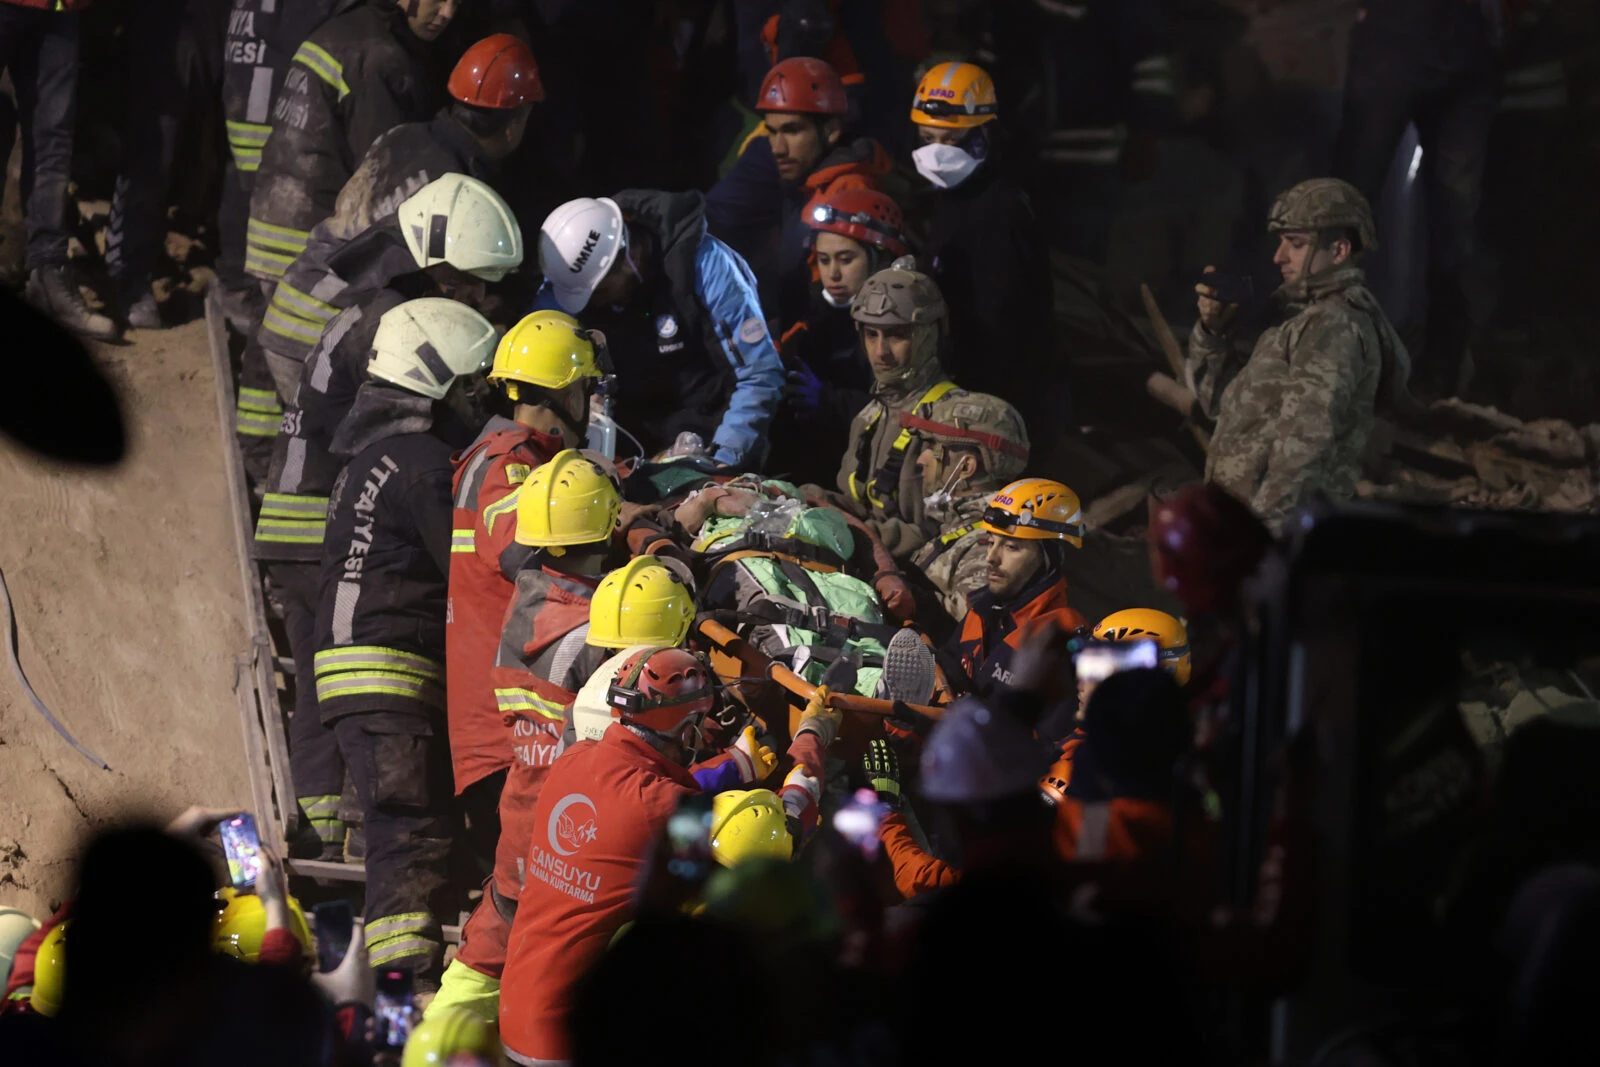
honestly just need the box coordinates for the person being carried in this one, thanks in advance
[1187,178,1410,532]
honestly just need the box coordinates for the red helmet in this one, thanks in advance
[1147,484,1273,616]
[449,34,544,109]
[606,647,715,735]
[756,57,847,116]
[806,188,909,257]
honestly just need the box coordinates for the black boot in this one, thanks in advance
[26,264,120,342]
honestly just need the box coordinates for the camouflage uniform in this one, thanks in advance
[910,492,990,622]
[1187,179,1410,532]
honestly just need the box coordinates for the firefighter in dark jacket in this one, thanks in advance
[245,0,458,285]
[910,61,1061,456]
[324,32,542,243]
[217,0,340,330]
[256,183,515,857]
[314,296,498,987]
[535,190,784,468]
[947,478,1088,698]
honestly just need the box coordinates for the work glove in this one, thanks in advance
[311,920,375,1010]
[795,686,844,749]
[780,763,822,837]
[783,362,827,420]
[863,739,902,810]
[727,725,778,784]
[874,571,916,623]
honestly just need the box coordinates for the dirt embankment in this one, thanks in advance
[0,321,251,919]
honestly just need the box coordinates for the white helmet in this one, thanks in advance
[367,298,498,400]
[918,697,1051,803]
[398,173,523,283]
[538,196,625,315]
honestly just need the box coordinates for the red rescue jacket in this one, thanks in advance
[500,725,700,1064]
[949,572,1087,697]
[444,419,560,793]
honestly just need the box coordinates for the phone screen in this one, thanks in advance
[313,900,354,974]
[218,813,262,890]
[666,794,715,883]
[1073,638,1160,685]
[373,970,416,1049]
[832,788,888,860]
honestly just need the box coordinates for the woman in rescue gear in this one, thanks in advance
[245,0,460,285]
[1187,177,1411,532]
[497,645,820,1065]
[708,55,891,327]
[535,190,785,469]
[312,297,498,991]
[325,32,543,242]
[902,391,1031,633]
[434,447,626,1025]
[768,186,911,486]
[445,314,602,870]
[252,176,519,861]
[947,478,1088,699]
[909,61,1059,455]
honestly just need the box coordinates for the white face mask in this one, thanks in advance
[921,464,966,525]
[913,142,981,190]
[820,287,853,309]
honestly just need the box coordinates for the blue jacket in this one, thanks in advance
[537,189,784,468]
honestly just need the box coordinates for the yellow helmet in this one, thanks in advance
[1093,608,1191,685]
[489,309,601,401]
[211,886,314,966]
[514,449,622,550]
[402,1006,498,1067]
[979,478,1084,547]
[30,921,68,1017]
[586,556,695,649]
[911,61,998,129]
[710,789,793,868]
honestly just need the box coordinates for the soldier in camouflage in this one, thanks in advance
[904,393,1031,626]
[1187,178,1411,532]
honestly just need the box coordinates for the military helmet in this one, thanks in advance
[1266,178,1378,253]
[850,256,948,327]
[909,391,1030,485]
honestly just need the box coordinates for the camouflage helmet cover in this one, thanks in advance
[1266,178,1378,253]
[911,390,1031,484]
[850,256,949,327]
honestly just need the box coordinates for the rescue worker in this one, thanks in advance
[216,0,339,331]
[536,191,784,468]
[816,259,985,562]
[498,645,817,1064]
[707,55,891,325]
[902,392,1030,629]
[435,456,633,1025]
[769,186,910,485]
[948,479,1088,698]
[908,61,1057,449]
[1065,608,1193,766]
[253,177,518,857]
[312,297,498,989]
[445,315,601,864]
[324,33,543,243]
[244,0,458,287]
[1187,178,1411,533]
[3,0,117,341]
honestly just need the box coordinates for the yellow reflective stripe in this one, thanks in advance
[238,387,282,413]
[482,484,522,536]
[226,120,272,146]
[273,281,339,323]
[262,493,329,516]
[261,305,325,345]
[244,248,294,278]
[235,411,281,437]
[294,41,350,98]
[890,381,959,452]
[494,688,566,721]
[232,149,262,173]
[314,672,445,704]
[451,529,476,554]
[504,463,532,485]
[366,911,431,937]
[300,793,341,816]
[370,937,437,967]
[247,217,311,249]
[254,519,326,544]
[315,645,444,678]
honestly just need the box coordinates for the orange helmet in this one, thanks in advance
[607,647,716,735]
[757,56,848,116]
[980,478,1084,547]
[449,34,544,108]
[806,188,909,257]
[1093,609,1191,685]
[1038,756,1072,807]
[911,61,998,129]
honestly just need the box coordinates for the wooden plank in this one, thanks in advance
[1140,284,1212,452]
[286,857,367,882]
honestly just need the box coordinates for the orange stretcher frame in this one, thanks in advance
[692,617,950,748]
